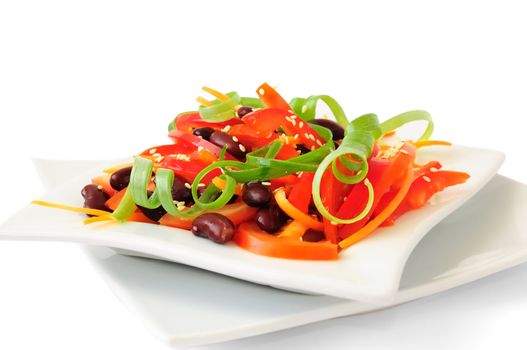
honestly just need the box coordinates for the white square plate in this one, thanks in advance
[83,174,527,347]
[0,145,504,304]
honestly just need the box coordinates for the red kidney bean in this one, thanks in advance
[191,213,235,244]
[81,184,110,215]
[302,229,325,242]
[110,166,133,191]
[242,182,272,207]
[209,131,248,160]
[309,119,345,140]
[255,205,288,234]
[237,106,253,118]
[193,127,214,140]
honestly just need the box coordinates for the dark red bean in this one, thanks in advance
[110,166,133,191]
[171,173,192,203]
[209,131,248,160]
[191,213,235,244]
[242,182,272,207]
[296,144,311,155]
[237,106,253,118]
[137,191,167,222]
[302,229,325,242]
[255,205,288,234]
[309,119,345,140]
[81,184,110,215]
[193,127,215,140]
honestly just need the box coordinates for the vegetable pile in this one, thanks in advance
[33,83,470,260]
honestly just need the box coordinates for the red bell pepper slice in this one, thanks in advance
[320,169,350,243]
[174,112,242,134]
[159,202,258,230]
[337,143,416,239]
[234,222,338,260]
[167,130,234,159]
[288,172,315,213]
[241,108,325,150]
[381,170,470,225]
[256,83,293,111]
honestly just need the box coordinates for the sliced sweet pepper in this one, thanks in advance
[234,222,338,260]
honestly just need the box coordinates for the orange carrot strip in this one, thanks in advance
[274,188,324,230]
[338,167,414,249]
[32,200,111,217]
[196,96,213,106]
[202,86,230,101]
[413,140,452,148]
[212,176,243,195]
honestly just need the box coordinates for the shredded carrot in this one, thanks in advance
[196,96,213,106]
[32,200,111,217]
[338,167,414,249]
[103,162,133,174]
[84,215,116,224]
[382,130,396,138]
[277,220,308,240]
[413,140,452,148]
[274,188,324,230]
[212,176,243,195]
[202,86,230,101]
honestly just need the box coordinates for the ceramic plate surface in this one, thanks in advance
[83,174,527,347]
[0,146,504,303]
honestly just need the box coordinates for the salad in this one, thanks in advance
[34,83,469,260]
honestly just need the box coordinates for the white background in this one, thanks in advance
[1,0,526,349]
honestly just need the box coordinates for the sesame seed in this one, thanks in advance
[310,145,316,151]
[153,153,161,158]
[316,140,323,146]
[197,146,204,152]
[155,156,165,162]
[294,134,299,139]
[184,182,191,189]
[288,110,295,114]
[309,133,315,140]
[297,171,304,177]
[149,148,157,155]
[177,206,185,211]
[301,105,308,113]
[261,181,271,186]
[221,125,231,132]
[423,176,432,183]
[290,118,296,126]
[173,200,179,204]
[299,121,304,128]
[304,132,310,139]
[198,183,205,187]
[400,149,409,155]
[290,114,297,119]
[97,185,103,190]
[232,136,239,142]
[177,201,186,207]
[258,88,265,95]
[331,221,338,226]
[239,144,246,152]
[430,167,439,173]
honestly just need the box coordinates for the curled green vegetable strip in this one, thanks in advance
[290,95,349,127]
[240,97,264,108]
[198,91,241,122]
[129,157,160,209]
[190,161,241,209]
[111,190,137,222]
[155,168,201,217]
[312,113,381,224]
[380,110,434,141]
